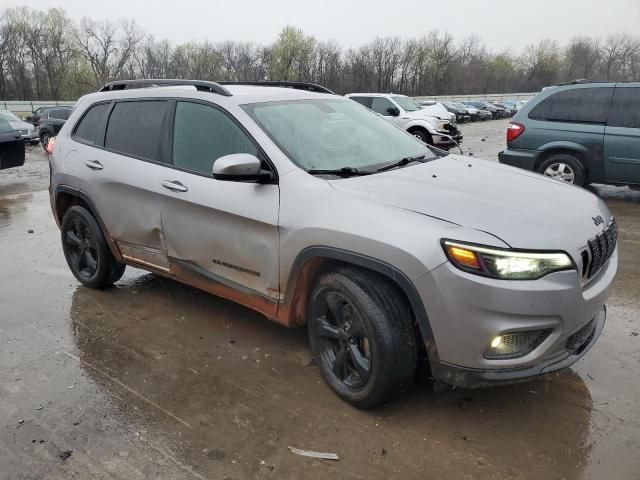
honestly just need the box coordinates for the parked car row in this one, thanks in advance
[347,93,463,150]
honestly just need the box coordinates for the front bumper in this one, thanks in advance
[414,249,616,387]
[19,130,38,142]
[431,306,605,388]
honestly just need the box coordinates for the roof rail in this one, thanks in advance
[219,81,335,94]
[99,79,232,96]
[557,79,592,86]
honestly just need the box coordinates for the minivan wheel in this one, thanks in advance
[537,154,585,186]
[61,206,125,289]
[307,268,417,408]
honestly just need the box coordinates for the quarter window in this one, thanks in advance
[607,87,640,129]
[172,102,258,175]
[528,87,614,124]
[74,103,110,145]
[349,97,372,108]
[105,101,169,161]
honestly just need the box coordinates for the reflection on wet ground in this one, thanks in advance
[1,133,639,479]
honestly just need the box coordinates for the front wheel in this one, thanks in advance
[61,205,125,288]
[408,128,432,146]
[307,268,417,408]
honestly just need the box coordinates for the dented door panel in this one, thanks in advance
[158,170,280,301]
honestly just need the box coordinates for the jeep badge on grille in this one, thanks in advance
[592,215,605,226]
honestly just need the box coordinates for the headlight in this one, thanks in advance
[435,121,446,130]
[442,240,574,280]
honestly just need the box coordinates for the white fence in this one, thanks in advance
[1,100,75,116]
[414,92,536,103]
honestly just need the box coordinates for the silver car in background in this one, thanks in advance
[48,79,617,407]
[0,109,38,143]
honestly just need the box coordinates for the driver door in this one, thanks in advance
[158,100,280,304]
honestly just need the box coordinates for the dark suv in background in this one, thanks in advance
[499,82,640,187]
[38,107,72,150]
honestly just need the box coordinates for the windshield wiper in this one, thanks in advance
[376,155,426,173]
[307,167,374,177]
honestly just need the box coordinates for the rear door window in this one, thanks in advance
[528,87,614,123]
[74,103,110,145]
[172,101,258,175]
[50,109,66,120]
[105,101,170,161]
[349,97,372,108]
[607,87,640,129]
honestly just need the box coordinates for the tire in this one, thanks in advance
[536,153,585,186]
[40,132,51,152]
[61,205,125,288]
[307,267,417,408]
[408,128,432,146]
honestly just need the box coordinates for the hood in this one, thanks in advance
[9,120,33,131]
[328,155,611,255]
[403,109,438,125]
[419,104,451,120]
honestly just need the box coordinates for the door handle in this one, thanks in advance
[161,180,188,192]
[85,160,103,170]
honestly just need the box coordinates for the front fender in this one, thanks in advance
[403,118,437,134]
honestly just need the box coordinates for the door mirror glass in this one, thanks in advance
[212,153,265,180]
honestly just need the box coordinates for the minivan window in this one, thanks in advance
[74,103,110,145]
[607,87,640,129]
[105,101,169,161]
[172,101,258,175]
[528,87,614,124]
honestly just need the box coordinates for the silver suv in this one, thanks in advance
[49,79,617,408]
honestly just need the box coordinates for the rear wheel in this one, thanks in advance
[537,153,585,186]
[308,267,417,408]
[40,132,50,152]
[61,206,125,288]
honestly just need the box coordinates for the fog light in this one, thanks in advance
[484,329,552,360]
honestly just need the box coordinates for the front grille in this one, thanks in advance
[566,319,596,354]
[583,219,617,281]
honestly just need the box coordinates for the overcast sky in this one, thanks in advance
[7,0,640,51]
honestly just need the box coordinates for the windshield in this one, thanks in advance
[0,110,20,122]
[243,99,437,172]
[391,96,422,112]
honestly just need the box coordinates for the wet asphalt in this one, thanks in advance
[1,120,639,479]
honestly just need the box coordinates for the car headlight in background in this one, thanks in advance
[442,240,574,280]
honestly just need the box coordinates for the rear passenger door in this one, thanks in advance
[73,100,173,272]
[604,85,640,184]
[157,100,280,304]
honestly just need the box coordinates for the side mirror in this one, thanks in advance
[212,153,273,182]
[387,107,400,117]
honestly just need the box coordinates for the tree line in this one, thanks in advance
[1,6,639,101]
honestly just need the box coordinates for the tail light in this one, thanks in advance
[45,136,56,155]
[506,122,525,142]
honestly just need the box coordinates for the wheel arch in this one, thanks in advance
[54,186,120,260]
[535,142,591,174]
[279,246,439,362]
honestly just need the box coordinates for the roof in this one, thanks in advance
[84,83,337,107]
[346,93,407,98]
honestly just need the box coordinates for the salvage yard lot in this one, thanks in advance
[1,123,639,479]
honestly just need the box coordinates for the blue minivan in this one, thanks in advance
[499,81,640,187]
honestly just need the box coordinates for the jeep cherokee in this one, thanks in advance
[48,79,617,408]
